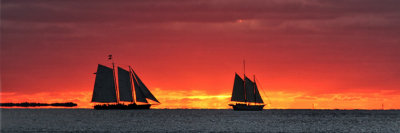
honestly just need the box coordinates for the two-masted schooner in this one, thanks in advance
[91,61,160,109]
[229,62,265,111]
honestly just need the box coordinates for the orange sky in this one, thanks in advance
[1,0,400,109]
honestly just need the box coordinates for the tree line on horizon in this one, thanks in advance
[0,102,77,107]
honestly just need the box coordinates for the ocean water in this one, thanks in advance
[1,109,399,132]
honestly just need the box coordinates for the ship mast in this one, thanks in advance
[254,75,256,105]
[243,60,247,103]
[109,55,120,104]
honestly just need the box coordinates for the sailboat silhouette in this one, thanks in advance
[91,56,160,109]
[229,61,265,111]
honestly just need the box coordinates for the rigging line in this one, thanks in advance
[255,78,272,106]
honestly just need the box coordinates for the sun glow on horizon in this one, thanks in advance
[1,87,399,109]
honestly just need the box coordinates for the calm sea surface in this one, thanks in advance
[1,109,399,132]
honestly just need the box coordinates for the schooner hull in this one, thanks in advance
[231,104,264,111]
[94,103,151,110]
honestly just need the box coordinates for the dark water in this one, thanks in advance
[1,109,399,132]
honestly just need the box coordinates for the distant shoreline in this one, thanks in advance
[0,102,77,107]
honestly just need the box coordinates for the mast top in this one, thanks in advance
[243,59,245,76]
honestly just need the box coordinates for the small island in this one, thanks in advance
[0,102,77,107]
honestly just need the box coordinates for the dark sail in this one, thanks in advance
[132,69,160,103]
[244,76,256,102]
[231,74,246,102]
[118,67,133,102]
[131,72,148,103]
[254,83,264,103]
[91,64,117,103]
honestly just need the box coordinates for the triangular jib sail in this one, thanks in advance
[92,64,117,103]
[254,83,263,103]
[132,70,148,103]
[131,68,160,103]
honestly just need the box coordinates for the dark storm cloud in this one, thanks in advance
[2,0,400,41]
[2,0,400,23]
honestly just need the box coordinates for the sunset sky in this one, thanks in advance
[1,0,400,109]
